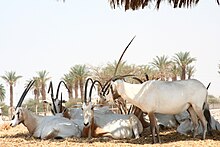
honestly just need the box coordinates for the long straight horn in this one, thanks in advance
[16,80,35,109]
[84,78,93,103]
[60,92,63,112]
[89,80,102,102]
[207,82,211,90]
[113,36,136,76]
[48,81,57,114]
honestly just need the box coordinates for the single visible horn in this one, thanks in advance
[89,80,103,102]
[113,36,136,76]
[207,82,211,90]
[101,36,136,96]
[48,81,57,114]
[84,78,94,103]
[132,77,143,84]
[102,74,135,96]
[16,80,35,109]
[60,92,63,112]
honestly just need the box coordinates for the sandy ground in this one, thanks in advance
[0,109,220,147]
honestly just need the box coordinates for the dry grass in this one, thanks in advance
[1,109,220,146]
[1,123,220,147]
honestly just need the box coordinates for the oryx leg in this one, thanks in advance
[148,112,161,144]
[187,106,199,138]
[192,105,207,140]
[129,114,141,139]
[43,129,59,140]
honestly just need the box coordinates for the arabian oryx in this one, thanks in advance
[10,80,81,139]
[46,79,114,132]
[81,79,143,139]
[106,78,211,143]
[45,81,68,115]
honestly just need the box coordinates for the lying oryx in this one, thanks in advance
[105,78,211,143]
[10,80,81,139]
[82,102,143,139]
[10,107,81,139]
[81,79,143,139]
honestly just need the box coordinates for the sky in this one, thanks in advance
[0,0,220,106]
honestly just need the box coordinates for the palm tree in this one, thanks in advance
[62,73,74,99]
[170,62,181,81]
[186,65,196,79]
[173,51,196,80]
[151,55,172,81]
[1,71,22,108]
[108,0,219,11]
[36,70,50,115]
[0,84,5,102]
[70,65,90,99]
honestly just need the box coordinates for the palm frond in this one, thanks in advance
[108,0,219,11]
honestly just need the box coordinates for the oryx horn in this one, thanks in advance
[89,80,103,102]
[16,80,35,109]
[56,80,69,100]
[84,78,94,103]
[60,92,63,112]
[113,35,136,76]
[48,81,57,114]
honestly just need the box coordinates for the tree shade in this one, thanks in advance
[108,0,220,11]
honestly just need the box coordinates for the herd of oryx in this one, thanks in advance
[9,37,217,144]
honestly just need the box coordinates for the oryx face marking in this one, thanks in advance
[82,102,93,128]
[10,108,24,127]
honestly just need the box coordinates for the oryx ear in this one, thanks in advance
[43,100,52,106]
[62,100,67,103]
[43,100,49,104]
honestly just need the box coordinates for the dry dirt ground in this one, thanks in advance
[0,109,220,147]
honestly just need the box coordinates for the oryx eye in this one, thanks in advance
[17,112,20,119]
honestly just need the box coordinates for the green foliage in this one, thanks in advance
[0,84,6,101]
[0,102,9,116]
[23,98,44,112]
[65,98,82,108]
[208,95,220,104]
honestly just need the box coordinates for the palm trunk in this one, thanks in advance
[74,80,79,98]
[68,85,73,99]
[9,84,13,119]
[181,67,186,80]
[41,84,47,116]
[79,79,83,100]
[9,84,13,108]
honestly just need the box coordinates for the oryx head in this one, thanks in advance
[10,107,25,127]
[82,102,94,128]
[82,78,104,127]
[47,81,68,114]
[10,80,35,127]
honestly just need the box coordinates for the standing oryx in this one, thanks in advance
[100,36,211,143]
[10,80,82,139]
[104,78,211,143]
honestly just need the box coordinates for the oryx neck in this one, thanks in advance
[22,109,40,135]
[116,80,151,107]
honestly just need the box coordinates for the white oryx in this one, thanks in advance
[106,78,211,143]
[81,102,143,139]
[46,80,115,132]
[10,107,81,139]
[10,80,81,139]
[81,79,143,139]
